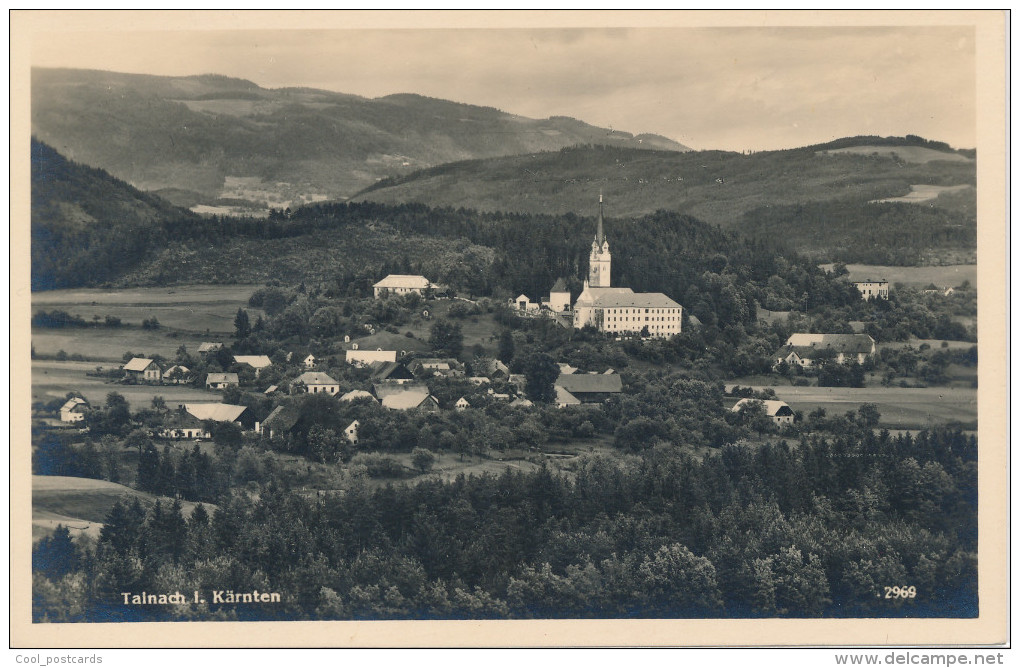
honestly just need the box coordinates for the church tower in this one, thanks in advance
[588,191,612,287]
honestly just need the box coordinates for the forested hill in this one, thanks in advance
[31,67,687,205]
[352,141,976,265]
[30,138,199,290]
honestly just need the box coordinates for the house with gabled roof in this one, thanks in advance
[455,396,471,411]
[197,342,223,355]
[345,420,360,445]
[732,398,795,426]
[157,408,211,440]
[258,403,302,439]
[373,274,431,298]
[373,383,439,411]
[205,372,239,390]
[339,389,378,403]
[368,361,415,383]
[294,371,340,395]
[554,372,623,403]
[123,357,161,382]
[59,397,90,423]
[409,357,465,378]
[234,355,272,376]
[163,365,191,384]
[543,278,572,313]
[775,333,876,368]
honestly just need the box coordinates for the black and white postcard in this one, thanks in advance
[11,9,1008,649]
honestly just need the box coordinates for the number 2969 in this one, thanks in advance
[884,586,917,599]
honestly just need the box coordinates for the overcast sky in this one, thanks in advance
[31,25,976,151]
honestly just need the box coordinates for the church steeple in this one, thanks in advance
[588,191,612,287]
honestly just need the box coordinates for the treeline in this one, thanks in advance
[742,198,976,266]
[34,426,977,622]
[32,310,122,328]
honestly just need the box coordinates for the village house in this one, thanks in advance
[160,402,253,439]
[922,284,956,297]
[543,278,572,313]
[345,420,360,445]
[409,357,465,378]
[59,396,89,423]
[123,357,162,382]
[205,372,239,390]
[554,372,623,404]
[339,389,378,403]
[774,333,877,368]
[571,195,683,339]
[511,294,541,313]
[455,396,471,411]
[233,355,272,376]
[258,403,301,439]
[373,383,440,411]
[163,365,191,384]
[302,354,316,369]
[369,361,416,383]
[373,274,432,299]
[852,279,890,300]
[294,371,340,395]
[197,342,223,355]
[555,386,582,408]
[731,398,795,426]
[481,358,510,380]
[157,409,211,440]
[346,349,398,366]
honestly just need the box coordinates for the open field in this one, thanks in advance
[818,263,977,288]
[727,384,977,429]
[817,145,973,164]
[33,474,210,542]
[33,360,223,411]
[870,184,973,204]
[32,284,263,333]
[32,327,213,362]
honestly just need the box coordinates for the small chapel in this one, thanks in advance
[572,194,684,338]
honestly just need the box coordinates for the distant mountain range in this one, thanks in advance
[352,139,975,228]
[31,67,688,210]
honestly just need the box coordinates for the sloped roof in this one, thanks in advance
[576,287,681,309]
[263,385,279,394]
[123,357,156,372]
[555,386,581,405]
[340,390,377,403]
[555,373,623,394]
[165,365,190,375]
[484,359,510,376]
[732,398,794,417]
[198,342,223,352]
[347,349,397,363]
[455,396,471,406]
[185,403,247,423]
[262,404,301,432]
[234,355,272,369]
[557,362,578,375]
[783,333,875,355]
[297,371,338,386]
[206,373,238,384]
[374,382,429,401]
[381,388,436,410]
[369,361,415,380]
[373,274,431,289]
[550,277,569,292]
[162,410,207,431]
[60,397,89,412]
[510,397,534,407]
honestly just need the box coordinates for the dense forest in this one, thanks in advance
[33,424,977,622]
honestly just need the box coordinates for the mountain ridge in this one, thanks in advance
[32,67,690,209]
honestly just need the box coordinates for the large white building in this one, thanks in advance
[373,274,431,298]
[572,195,683,339]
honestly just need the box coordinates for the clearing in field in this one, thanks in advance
[817,145,973,164]
[869,184,973,204]
[818,263,977,288]
[32,475,211,542]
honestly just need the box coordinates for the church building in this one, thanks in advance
[572,194,684,339]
